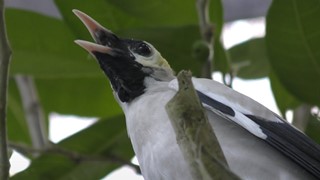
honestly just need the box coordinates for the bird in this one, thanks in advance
[72,9,320,180]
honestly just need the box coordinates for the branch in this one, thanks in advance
[196,0,214,79]
[222,73,234,88]
[0,0,12,178]
[15,75,48,150]
[9,142,141,174]
[292,104,312,132]
[165,70,240,180]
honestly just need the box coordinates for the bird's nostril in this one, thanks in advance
[95,30,120,48]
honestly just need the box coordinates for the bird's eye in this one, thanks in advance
[134,43,152,57]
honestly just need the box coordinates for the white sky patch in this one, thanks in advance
[9,151,30,176]
[102,157,143,180]
[103,166,144,180]
[49,113,97,143]
[223,17,265,48]
[286,110,294,123]
[311,106,320,120]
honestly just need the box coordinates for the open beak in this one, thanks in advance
[73,10,113,44]
[73,9,129,56]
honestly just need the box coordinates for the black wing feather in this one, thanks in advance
[196,90,320,178]
[197,91,235,117]
[245,114,320,178]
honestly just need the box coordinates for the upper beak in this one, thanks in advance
[73,9,113,44]
[73,9,127,56]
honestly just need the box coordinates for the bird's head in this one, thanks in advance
[73,10,174,103]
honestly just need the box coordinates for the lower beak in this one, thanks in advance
[74,40,115,56]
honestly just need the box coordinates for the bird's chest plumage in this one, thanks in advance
[123,87,194,180]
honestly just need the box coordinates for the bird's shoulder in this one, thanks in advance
[169,77,280,122]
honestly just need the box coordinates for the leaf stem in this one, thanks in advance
[292,104,312,131]
[0,0,12,178]
[196,0,214,79]
[15,75,48,151]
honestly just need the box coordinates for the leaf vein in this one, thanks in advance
[293,0,320,76]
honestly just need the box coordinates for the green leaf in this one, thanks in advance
[6,9,101,78]
[269,71,300,117]
[12,115,135,179]
[211,0,224,37]
[305,114,320,144]
[211,0,230,76]
[266,0,320,105]
[214,40,230,74]
[35,77,122,117]
[229,38,269,79]
[55,0,217,32]
[7,79,32,145]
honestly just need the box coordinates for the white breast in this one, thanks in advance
[123,83,194,180]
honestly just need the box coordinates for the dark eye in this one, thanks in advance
[135,43,152,57]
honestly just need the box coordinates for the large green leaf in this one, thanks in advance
[266,0,320,105]
[5,0,227,79]
[6,9,101,78]
[12,115,135,179]
[35,77,122,117]
[229,38,269,79]
[5,6,219,78]
[269,71,300,117]
[55,0,218,33]
[55,0,192,41]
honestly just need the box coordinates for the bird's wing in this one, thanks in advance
[168,77,320,178]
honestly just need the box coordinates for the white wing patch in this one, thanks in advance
[168,78,267,139]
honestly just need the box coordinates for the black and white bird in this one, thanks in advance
[73,10,320,180]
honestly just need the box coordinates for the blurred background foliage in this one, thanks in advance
[3,0,320,179]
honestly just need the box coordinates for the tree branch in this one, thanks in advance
[15,75,48,151]
[292,104,312,132]
[0,0,12,178]
[196,0,214,79]
[165,71,240,180]
[222,73,234,88]
[9,142,141,174]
